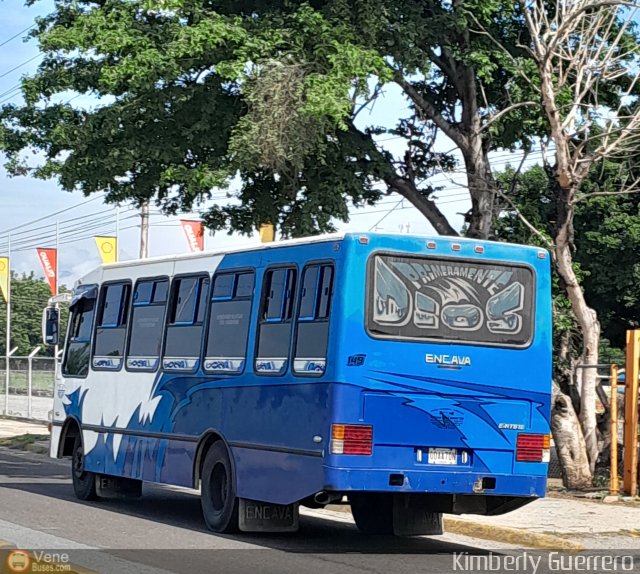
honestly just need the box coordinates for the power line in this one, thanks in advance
[0,210,141,254]
[0,24,35,48]
[0,211,114,247]
[0,193,106,236]
[368,199,404,230]
[0,88,23,106]
[0,83,21,99]
[8,218,117,251]
[0,53,41,80]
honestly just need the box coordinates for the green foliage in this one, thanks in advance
[495,161,640,358]
[599,339,625,367]
[3,0,637,243]
[0,0,546,237]
[0,273,69,356]
[1,0,391,237]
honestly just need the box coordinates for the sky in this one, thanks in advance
[0,0,529,288]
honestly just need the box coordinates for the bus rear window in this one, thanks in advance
[367,254,535,347]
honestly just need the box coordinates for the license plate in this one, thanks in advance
[427,447,458,465]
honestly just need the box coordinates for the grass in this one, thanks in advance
[0,371,54,393]
[0,433,49,451]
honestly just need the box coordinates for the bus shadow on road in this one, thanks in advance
[0,468,490,555]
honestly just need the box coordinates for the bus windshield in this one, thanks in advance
[367,253,535,347]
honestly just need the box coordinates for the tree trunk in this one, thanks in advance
[386,175,459,236]
[347,123,460,237]
[463,138,496,239]
[577,327,601,472]
[551,383,593,490]
[554,205,600,475]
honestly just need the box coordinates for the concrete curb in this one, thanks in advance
[0,415,48,426]
[443,517,585,551]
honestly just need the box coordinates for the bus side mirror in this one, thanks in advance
[42,307,60,346]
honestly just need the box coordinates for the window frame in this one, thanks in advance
[364,251,537,349]
[202,267,256,377]
[62,285,98,379]
[91,280,132,372]
[162,272,211,373]
[254,264,299,377]
[125,275,170,373]
[292,261,335,377]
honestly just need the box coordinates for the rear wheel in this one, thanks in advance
[350,493,394,535]
[71,435,97,501]
[201,442,239,533]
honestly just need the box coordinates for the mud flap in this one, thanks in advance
[238,499,299,533]
[95,474,142,499]
[393,495,443,536]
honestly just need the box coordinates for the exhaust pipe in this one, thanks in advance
[313,492,342,505]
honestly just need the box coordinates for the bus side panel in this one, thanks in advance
[63,240,343,504]
[166,379,330,503]
[80,377,330,503]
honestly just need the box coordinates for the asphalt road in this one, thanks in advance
[0,448,634,574]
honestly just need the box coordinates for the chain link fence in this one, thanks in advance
[0,355,56,421]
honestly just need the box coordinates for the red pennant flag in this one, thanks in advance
[36,248,58,295]
[180,220,204,252]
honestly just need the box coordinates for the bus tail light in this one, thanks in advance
[516,433,551,462]
[331,424,373,455]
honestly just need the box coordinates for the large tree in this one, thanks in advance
[495,160,640,487]
[493,0,640,485]
[0,0,542,238]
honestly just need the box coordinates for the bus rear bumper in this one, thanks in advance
[323,466,546,499]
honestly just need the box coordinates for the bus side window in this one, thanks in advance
[126,278,169,371]
[92,282,131,371]
[204,271,254,375]
[255,267,297,375]
[293,264,334,376]
[63,295,97,378]
[163,275,210,371]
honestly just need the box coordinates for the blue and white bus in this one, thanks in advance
[46,233,552,535]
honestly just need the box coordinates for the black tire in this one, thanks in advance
[71,434,97,501]
[201,441,239,533]
[350,493,394,535]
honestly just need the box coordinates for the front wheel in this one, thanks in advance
[71,435,97,501]
[350,493,394,535]
[201,442,239,533]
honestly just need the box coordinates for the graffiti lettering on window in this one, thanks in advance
[369,255,534,346]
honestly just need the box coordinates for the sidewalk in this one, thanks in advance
[0,417,49,453]
[448,495,640,549]
[0,417,48,439]
[1,417,639,548]
[455,495,640,537]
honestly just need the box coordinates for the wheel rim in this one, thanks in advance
[209,462,228,512]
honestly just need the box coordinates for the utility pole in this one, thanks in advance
[115,205,120,262]
[54,221,59,368]
[140,201,149,259]
[4,232,9,415]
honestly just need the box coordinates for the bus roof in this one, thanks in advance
[75,231,545,287]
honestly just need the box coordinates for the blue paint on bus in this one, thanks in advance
[59,233,552,511]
